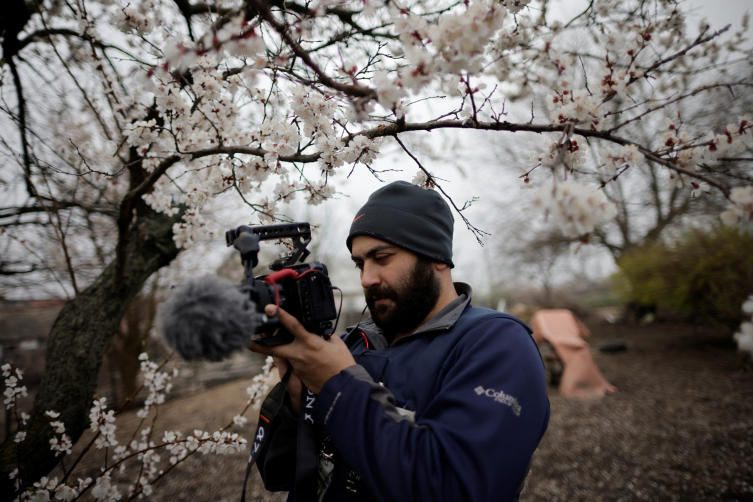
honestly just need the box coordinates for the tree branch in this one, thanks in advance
[251,0,375,99]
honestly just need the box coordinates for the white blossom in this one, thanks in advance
[113,8,154,35]
[743,295,753,315]
[412,170,436,190]
[599,144,645,175]
[533,181,618,238]
[721,186,753,235]
[340,136,382,165]
[690,182,711,197]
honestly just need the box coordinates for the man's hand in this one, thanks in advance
[250,304,356,395]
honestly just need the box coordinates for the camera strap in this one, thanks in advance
[294,385,319,502]
[240,366,292,502]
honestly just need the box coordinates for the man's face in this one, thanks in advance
[350,236,441,339]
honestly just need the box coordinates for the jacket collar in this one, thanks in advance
[347,283,473,349]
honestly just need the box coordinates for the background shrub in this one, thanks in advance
[613,227,753,329]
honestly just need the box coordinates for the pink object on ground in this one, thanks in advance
[530,309,617,398]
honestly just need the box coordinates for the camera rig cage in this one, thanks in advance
[225,222,339,346]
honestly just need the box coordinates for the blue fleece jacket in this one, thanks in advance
[258,284,550,502]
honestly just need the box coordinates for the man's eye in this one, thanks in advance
[354,263,363,270]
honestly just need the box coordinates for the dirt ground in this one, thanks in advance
[60,319,753,502]
[526,320,753,502]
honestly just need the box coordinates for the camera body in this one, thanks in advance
[225,222,338,345]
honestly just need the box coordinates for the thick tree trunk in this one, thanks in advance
[0,210,181,495]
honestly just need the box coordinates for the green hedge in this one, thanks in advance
[613,227,753,328]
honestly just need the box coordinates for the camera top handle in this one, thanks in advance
[225,222,312,274]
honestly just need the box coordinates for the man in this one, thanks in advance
[251,180,550,502]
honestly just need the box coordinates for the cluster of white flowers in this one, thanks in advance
[531,135,588,170]
[89,398,118,449]
[13,476,92,502]
[10,347,264,501]
[340,136,382,165]
[372,71,408,114]
[123,119,159,157]
[126,428,161,498]
[598,144,645,175]
[426,2,508,74]
[600,30,648,61]
[256,197,279,224]
[533,181,618,238]
[290,87,338,139]
[412,170,436,190]
[246,356,275,409]
[658,117,697,169]
[136,352,177,419]
[487,15,533,82]
[235,158,272,191]
[161,430,187,465]
[143,182,179,216]
[187,429,247,456]
[595,61,644,100]
[172,210,216,249]
[45,411,72,457]
[306,181,336,206]
[232,415,248,426]
[500,0,532,15]
[261,118,303,168]
[734,295,753,358]
[316,135,346,174]
[702,114,753,161]
[546,89,605,131]
[4,363,27,409]
[162,16,265,72]
[386,0,530,97]
[653,115,751,197]
[113,8,154,35]
[721,186,753,235]
[91,473,120,501]
[273,178,302,204]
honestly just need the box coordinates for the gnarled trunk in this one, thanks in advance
[0,210,181,495]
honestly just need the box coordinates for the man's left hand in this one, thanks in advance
[250,304,356,394]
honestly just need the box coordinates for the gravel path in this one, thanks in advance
[526,321,753,502]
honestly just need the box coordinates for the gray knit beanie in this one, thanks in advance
[346,181,454,267]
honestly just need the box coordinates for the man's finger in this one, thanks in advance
[249,340,277,356]
[271,306,316,341]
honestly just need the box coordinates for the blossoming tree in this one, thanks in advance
[1,0,751,495]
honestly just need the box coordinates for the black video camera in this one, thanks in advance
[225,222,338,346]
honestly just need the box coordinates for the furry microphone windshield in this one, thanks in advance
[160,275,257,361]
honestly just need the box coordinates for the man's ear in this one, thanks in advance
[434,262,449,271]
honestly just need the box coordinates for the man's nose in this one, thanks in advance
[360,263,380,289]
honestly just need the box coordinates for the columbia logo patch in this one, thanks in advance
[474,386,522,416]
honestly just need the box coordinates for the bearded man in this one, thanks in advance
[251,180,549,502]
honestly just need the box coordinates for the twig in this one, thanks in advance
[393,135,489,245]
[251,0,374,99]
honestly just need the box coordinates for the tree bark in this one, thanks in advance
[0,209,181,495]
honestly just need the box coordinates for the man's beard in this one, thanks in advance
[365,257,442,341]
